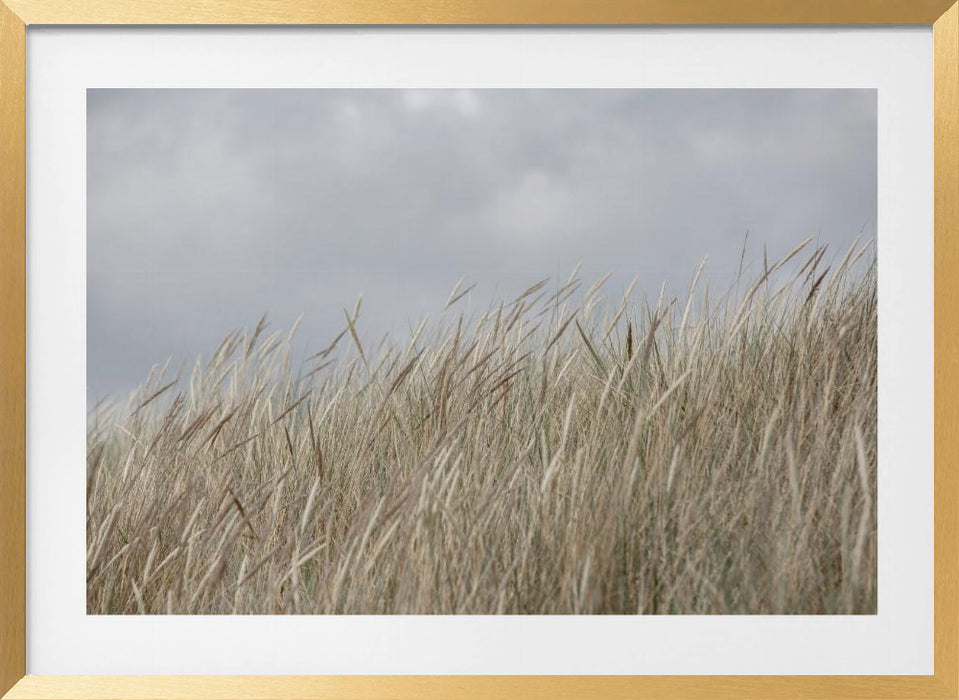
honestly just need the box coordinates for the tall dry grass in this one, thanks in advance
[87,239,877,614]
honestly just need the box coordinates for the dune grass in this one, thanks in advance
[87,239,877,614]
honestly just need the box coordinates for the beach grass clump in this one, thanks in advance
[87,239,877,614]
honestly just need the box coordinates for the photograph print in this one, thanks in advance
[87,88,877,615]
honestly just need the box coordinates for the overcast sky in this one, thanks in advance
[87,88,876,400]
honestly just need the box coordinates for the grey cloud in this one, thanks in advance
[87,88,876,399]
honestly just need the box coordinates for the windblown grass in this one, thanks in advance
[87,239,877,614]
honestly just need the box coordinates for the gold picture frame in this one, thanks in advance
[1,1,956,697]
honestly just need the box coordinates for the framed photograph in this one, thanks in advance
[1,1,956,698]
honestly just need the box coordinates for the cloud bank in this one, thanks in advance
[87,89,876,398]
